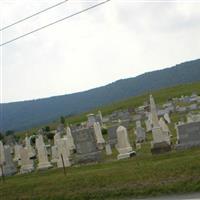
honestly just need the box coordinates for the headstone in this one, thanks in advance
[0,144,17,176]
[116,126,136,160]
[159,117,171,140]
[107,126,118,147]
[20,147,34,174]
[87,114,96,127]
[105,143,112,155]
[93,122,105,150]
[145,119,152,132]
[56,138,71,168]
[51,145,58,163]
[71,128,101,164]
[36,135,52,170]
[54,131,61,146]
[13,144,21,163]
[150,95,171,154]
[135,127,146,143]
[65,127,75,151]
[164,113,171,124]
[187,113,200,123]
[25,136,35,158]
[176,121,200,149]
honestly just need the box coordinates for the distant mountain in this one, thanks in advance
[1,59,200,132]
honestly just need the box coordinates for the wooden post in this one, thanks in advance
[60,154,66,176]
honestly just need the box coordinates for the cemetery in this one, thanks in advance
[1,85,200,199]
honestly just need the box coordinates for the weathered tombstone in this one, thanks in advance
[150,95,171,154]
[65,127,75,151]
[51,145,58,163]
[54,131,61,146]
[116,126,136,160]
[105,143,112,155]
[93,122,105,150]
[87,114,96,127]
[159,117,171,139]
[0,144,17,176]
[13,144,21,163]
[36,135,52,170]
[107,126,118,147]
[20,147,34,174]
[25,136,35,158]
[176,121,200,149]
[164,113,171,124]
[56,138,71,168]
[187,113,200,123]
[135,120,146,143]
[135,127,146,143]
[145,118,152,132]
[71,128,101,164]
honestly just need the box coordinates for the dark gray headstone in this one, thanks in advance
[71,128,101,164]
[136,127,146,143]
[176,121,200,149]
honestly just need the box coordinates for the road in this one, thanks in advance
[129,193,200,200]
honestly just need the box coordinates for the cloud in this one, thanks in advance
[1,0,200,103]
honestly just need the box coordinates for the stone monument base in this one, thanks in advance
[75,151,101,164]
[117,151,136,160]
[20,164,34,174]
[37,162,52,170]
[151,141,171,154]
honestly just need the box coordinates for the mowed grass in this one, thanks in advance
[1,148,200,200]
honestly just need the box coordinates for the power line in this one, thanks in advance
[0,0,111,47]
[0,0,69,32]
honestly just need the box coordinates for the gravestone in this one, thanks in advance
[71,128,101,164]
[159,117,171,139]
[56,138,71,168]
[176,121,200,149]
[116,126,136,160]
[65,127,75,151]
[150,95,171,154]
[87,114,96,127]
[105,143,112,155]
[145,119,152,132]
[51,145,58,163]
[93,122,105,150]
[36,135,52,170]
[25,136,35,158]
[107,122,129,147]
[107,126,118,147]
[20,147,34,174]
[13,144,21,163]
[0,144,17,176]
[135,121,146,143]
[54,131,61,146]
[164,113,171,124]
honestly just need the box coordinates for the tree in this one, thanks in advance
[5,130,14,136]
[46,132,55,141]
[0,132,4,141]
[60,116,66,125]
[44,126,50,132]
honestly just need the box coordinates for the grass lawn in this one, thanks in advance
[1,147,200,200]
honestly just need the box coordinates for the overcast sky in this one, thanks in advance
[0,0,200,103]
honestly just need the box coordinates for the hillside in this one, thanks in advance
[1,59,200,132]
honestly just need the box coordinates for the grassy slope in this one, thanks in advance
[1,148,200,200]
[17,81,200,137]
